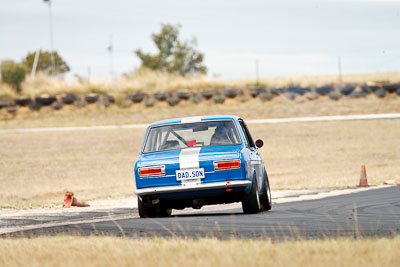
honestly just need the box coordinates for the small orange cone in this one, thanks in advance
[358,165,369,187]
[62,192,74,208]
[62,192,90,208]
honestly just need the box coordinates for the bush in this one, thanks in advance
[22,50,70,75]
[135,24,207,75]
[1,60,26,93]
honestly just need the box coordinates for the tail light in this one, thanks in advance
[213,160,241,171]
[138,165,166,177]
[187,140,197,146]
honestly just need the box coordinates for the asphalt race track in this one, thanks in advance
[2,186,399,240]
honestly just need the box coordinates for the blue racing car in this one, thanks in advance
[134,115,272,217]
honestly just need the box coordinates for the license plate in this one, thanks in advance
[176,168,205,180]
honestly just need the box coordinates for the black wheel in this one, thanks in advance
[138,196,156,218]
[260,171,272,211]
[138,196,171,218]
[155,207,172,217]
[128,93,145,103]
[241,175,260,214]
[166,96,180,106]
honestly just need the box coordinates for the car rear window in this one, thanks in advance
[143,120,241,153]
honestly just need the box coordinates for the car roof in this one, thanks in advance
[149,115,242,127]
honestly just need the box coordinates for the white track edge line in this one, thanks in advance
[1,113,399,134]
[0,213,138,235]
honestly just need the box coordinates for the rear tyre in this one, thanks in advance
[156,207,172,217]
[241,175,260,214]
[260,171,272,211]
[138,197,172,218]
[138,196,156,218]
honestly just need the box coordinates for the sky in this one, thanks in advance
[1,0,400,80]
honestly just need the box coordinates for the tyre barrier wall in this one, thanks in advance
[1,83,400,114]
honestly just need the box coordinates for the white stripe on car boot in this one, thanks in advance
[179,147,201,169]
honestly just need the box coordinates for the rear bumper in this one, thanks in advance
[135,180,251,196]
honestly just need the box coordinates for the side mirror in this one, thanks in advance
[255,139,263,148]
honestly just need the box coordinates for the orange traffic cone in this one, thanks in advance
[62,192,74,208]
[358,165,369,187]
[62,192,90,208]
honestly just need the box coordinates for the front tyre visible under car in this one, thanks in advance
[138,196,172,218]
[241,175,260,214]
[260,171,272,211]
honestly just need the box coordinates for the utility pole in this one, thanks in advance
[31,49,41,78]
[43,0,56,76]
[337,56,342,84]
[107,35,114,80]
[87,66,91,83]
[255,59,259,85]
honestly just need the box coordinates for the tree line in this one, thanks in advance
[0,24,206,94]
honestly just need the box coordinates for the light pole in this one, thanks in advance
[107,34,114,80]
[43,0,56,76]
[255,59,259,85]
[337,56,342,84]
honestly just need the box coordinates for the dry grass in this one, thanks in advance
[0,117,399,208]
[1,93,400,130]
[17,70,214,98]
[0,129,139,208]
[261,71,400,87]
[0,236,399,267]
[3,70,400,99]
[251,120,400,189]
[0,83,16,98]
[21,74,87,98]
